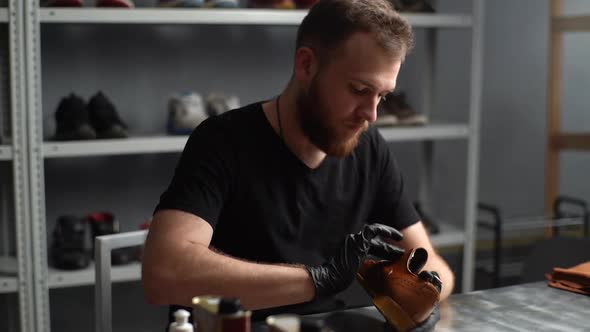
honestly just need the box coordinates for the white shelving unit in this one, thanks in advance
[0,8,8,23]
[378,123,469,142]
[43,136,189,158]
[40,8,472,28]
[552,14,590,31]
[0,276,18,293]
[48,262,141,289]
[41,124,469,158]
[2,1,39,331]
[24,3,484,332]
[0,145,12,160]
[431,222,465,248]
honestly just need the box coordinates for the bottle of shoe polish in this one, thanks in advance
[169,309,193,332]
[218,298,251,332]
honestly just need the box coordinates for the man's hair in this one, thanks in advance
[296,0,414,63]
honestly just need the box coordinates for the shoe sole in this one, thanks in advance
[157,0,203,7]
[45,0,83,6]
[356,272,417,332]
[97,0,135,7]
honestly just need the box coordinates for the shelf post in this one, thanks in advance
[546,0,563,223]
[462,0,484,293]
[24,0,51,330]
[9,0,38,330]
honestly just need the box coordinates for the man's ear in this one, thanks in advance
[293,47,319,83]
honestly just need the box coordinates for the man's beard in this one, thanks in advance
[296,77,368,158]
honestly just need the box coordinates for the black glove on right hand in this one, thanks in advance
[305,223,404,299]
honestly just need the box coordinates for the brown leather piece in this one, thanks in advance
[357,248,440,332]
[547,261,590,296]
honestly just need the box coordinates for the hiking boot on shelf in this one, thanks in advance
[294,0,317,8]
[205,92,240,117]
[50,215,93,270]
[357,248,441,332]
[53,93,97,141]
[96,0,135,7]
[44,0,83,6]
[167,92,208,135]
[88,91,129,139]
[204,0,239,7]
[392,0,435,13]
[248,0,295,9]
[87,212,137,265]
[376,92,428,127]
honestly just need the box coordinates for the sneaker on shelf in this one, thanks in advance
[357,248,441,332]
[87,212,137,265]
[53,93,97,141]
[44,0,84,6]
[167,92,207,135]
[156,0,204,7]
[376,92,427,126]
[50,215,93,270]
[204,0,238,8]
[293,0,317,9]
[96,0,135,7]
[205,92,240,117]
[88,91,129,139]
[395,0,434,13]
[248,0,295,9]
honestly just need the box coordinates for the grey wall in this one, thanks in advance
[35,0,590,331]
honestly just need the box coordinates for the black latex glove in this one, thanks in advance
[418,270,443,293]
[305,223,404,299]
[409,304,440,332]
[381,305,440,332]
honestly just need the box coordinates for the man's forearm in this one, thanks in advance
[142,241,316,309]
[423,252,454,300]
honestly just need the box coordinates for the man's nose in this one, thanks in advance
[358,96,380,123]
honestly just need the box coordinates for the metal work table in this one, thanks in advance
[303,282,590,332]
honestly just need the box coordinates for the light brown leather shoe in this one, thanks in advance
[356,248,441,332]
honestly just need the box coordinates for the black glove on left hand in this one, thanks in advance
[305,223,405,299]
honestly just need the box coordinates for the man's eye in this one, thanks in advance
[352,86,369,95]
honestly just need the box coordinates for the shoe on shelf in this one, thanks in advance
[87,91,129,139]
[205,92,240,117]
[167,92,207,135]
[248,0,295,9]
[293,0,317,8]
[156,0,204,7]
[87,212,137,265]
[357,248,441,332]
[204,0,239,8]
[50,215,93,270]
[376,92,428,127]
[53,93,97,141]
[96,0,135,7]
[413,202,440,235]
[44,0,84,6]
[395,0,435,13]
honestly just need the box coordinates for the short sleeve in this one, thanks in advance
[369,130,420,231]
[154,117,234,228]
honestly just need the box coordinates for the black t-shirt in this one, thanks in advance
[155,102,419,322]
